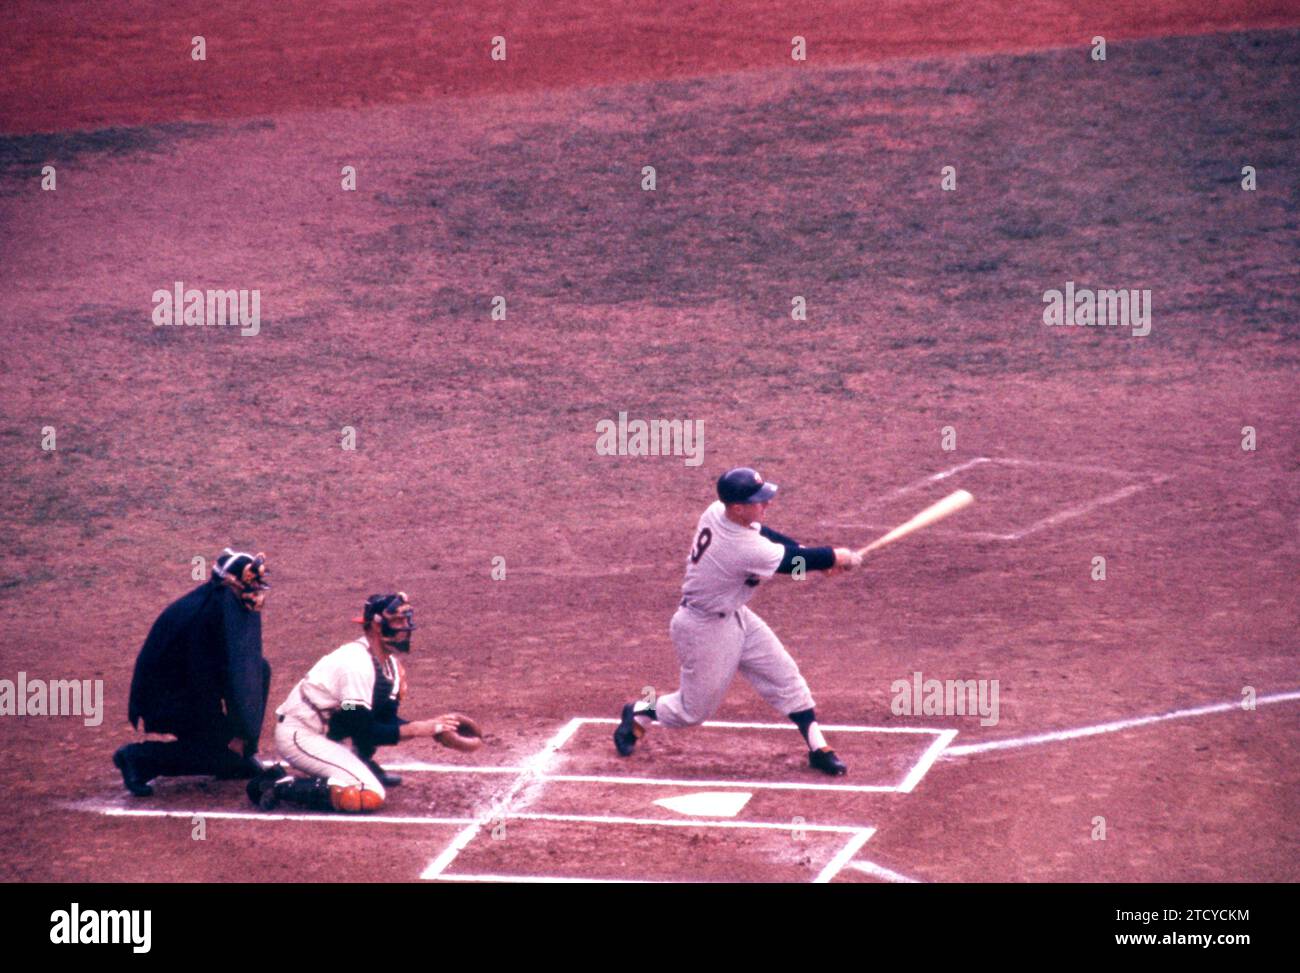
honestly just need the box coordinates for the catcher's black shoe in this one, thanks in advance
[113,745,154,797]
[613,702,640,757]
[246,765,287,810]
[364,759,401,788]
[809,748,847,776]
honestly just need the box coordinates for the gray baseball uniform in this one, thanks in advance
[653,500,815,726]
[272,635,396,799]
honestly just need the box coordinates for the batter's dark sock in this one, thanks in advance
[632,700,656,732]
[789,708,829,751]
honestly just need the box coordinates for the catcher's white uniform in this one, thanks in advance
[653,500,815,726]
[273,634,401,799]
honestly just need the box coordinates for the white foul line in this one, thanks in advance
[897,729,958,792]
[944,689,1300,757]
[421,717,583,880]
[814,828,876,883]
[847,860,922,883]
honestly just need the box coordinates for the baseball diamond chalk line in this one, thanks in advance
[943,689,1300,757]
[385,762,523,774]
[435,874,659,883]
[510,811,869,834]
[538,773,897,793]
[822,456,1171,540]
[419,717,896,881]
[421,716,584,880]
[580,718,949,732]
[814,828,876,884]
[75,802,875,836]
[849,860,923,883]
[77,804,477,826]
[78,695,1299,881]
[997,476,1172,541]
[569,718,955,793]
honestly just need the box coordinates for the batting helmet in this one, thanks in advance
[717,467,778,505]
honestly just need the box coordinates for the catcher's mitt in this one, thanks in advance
[435,714,483,753]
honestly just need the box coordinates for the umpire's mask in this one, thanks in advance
[214,549,271,612]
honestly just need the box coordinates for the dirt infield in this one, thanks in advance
[1,4,1297,882]
[5,0,1299,134]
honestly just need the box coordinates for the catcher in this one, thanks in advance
[247,592,481,813]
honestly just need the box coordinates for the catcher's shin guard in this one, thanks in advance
[246,764,288,809]
[329,783,384,813]
[268,776,336,812]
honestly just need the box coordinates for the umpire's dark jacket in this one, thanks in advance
[128,577,270,746]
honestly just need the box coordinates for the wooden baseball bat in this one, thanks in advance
[855,489,974,557]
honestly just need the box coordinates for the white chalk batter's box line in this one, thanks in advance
[404,717,892,883]
[548,719,957,794]
[76,692,1300,884]
[78,805,869,836]
[385,721,955,794]
[78,802,886,879]
[74,717,887,883]
[435,826,877,885]
[72,794,853,878]
[821,456,1173,541]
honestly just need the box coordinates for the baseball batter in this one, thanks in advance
[247,592,477,813]
[615,467,862,775]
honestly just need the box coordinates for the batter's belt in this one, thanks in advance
[679,597,733,620]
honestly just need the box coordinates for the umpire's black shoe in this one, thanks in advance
[113,746,154,797]
[364,759,402,788]
[809,748,848,776]
[614,702,639,757]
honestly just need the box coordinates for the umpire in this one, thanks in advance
[113,548,274,796]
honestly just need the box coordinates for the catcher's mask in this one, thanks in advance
[213,548,270,612]
[357,592,416,653]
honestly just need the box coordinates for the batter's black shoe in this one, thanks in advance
[364,759,401,788]
[246,765,287,810]
[809,748,847,776]
[113,745,154,797]
[614,702,640,757]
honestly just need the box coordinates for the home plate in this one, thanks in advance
[653,792,753,817]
